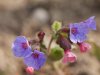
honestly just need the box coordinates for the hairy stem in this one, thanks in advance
[47,36,54,55]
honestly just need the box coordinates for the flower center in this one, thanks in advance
[71,27,78,35]
[32,53,39,59]
[22,43,28,49]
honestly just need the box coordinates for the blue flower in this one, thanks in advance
[69,16,96,43]
[24,50,46,70]
[84,16,96,30]
[12,36,32,57]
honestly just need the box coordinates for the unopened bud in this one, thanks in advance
[56,36,71,50]
[38,31,45,42]
[26,67,34,75]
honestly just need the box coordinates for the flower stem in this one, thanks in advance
[47,36,54,55]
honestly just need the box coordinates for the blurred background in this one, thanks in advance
[0,0,100,75]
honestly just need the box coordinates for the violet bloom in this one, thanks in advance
[78,42,91,52]
[69,16,96,43]
[12,36,32,57]
[69,23,87,43]
[84,16,96,30]
[62,50,77,63]
[24,50,46,70]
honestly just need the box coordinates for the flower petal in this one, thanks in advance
[24,50,46,70]
[12,36,32,57]
[85,16,96,30]
[79,42,91,52]
[62,50,77,63]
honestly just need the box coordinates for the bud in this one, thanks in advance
[62,50,77,63]
[56,36,71,50]
[51,21,62,32]
[78,42,91,52]
[26,67,34,75]
[38,31,45,42]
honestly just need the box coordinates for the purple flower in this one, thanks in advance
[84,16,96,30]
[12,36,32,57]
[69,16,96,43]
[24,50,46,70]
[69,23,87,43]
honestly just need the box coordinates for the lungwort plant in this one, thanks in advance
[12,16,96,74]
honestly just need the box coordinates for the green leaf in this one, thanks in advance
[52,21,62,32]
[40,43,47,53]
[49,46,64,61]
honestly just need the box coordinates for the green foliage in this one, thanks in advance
[51,21,62,32]
[40,43,47,53]
[49,46,64,61]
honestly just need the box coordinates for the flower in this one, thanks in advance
[62,50,77,63]
[78,42,91,52]
[69,16,96,43]
[24,50,46,70]
[12,36,32,57]
[69,23,87,43]
[26,67,34,74]
[84,16,96,30]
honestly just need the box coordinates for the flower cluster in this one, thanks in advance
[12,36,46,74]
[12,16,96,74]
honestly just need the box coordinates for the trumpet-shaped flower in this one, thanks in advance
[62,50,77,63]
[78,42,91,52]
[84,16,96,30]
[69,16,96,43]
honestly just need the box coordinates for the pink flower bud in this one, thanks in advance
[78,42,91,52]
[62,50,77,63]
[26,67,34,75]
